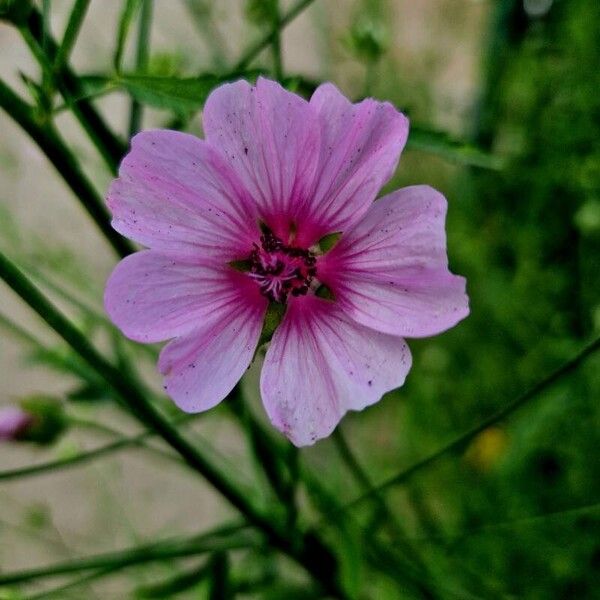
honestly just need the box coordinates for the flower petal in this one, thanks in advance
[202,77,321,242]
[318,185,469,337]
[305,82,409,241]
[108,129,258,259]
[260,296,412,446]
[105,250,263,343]
[0,407,33,441]
[158,290,267,413]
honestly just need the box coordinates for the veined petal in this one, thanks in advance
[158,292,267,413]
[260,296,412,446]
[304,82,409,243]
[108,129,258,259]
[202,77,321,241]
[319,185,469,337]
[104,250,262,343]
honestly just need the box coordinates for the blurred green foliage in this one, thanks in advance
[374,0,600,596]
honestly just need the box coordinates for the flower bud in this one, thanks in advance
[0,397,67,445]
[0,406,34,441]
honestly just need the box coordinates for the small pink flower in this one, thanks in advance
[0,406,34,441]
[105,78,469,446]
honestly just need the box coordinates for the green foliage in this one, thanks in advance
[17,395,67,445]
[343,17,389,64]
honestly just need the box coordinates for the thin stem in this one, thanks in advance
[53,0,91,71]
[343,335,600,511]
[0,435,142,483]
[0,311,40,347]
[234,0,318,70]
[332,428,438,600]
[128,0,153,137]
[411,500,600,545]
[0,523,254,587]
[0,78,133,258]
[333,429,416,543]
[41,0,51,60]
[227,401,439,599]
[17,5,127,173]
[270,0,284,80]
[69,416,181,465]
[0,249,346,598]
[26,567,120,600]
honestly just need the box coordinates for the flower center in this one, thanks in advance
[247,230,317,303]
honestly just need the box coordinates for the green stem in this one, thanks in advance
[41,0,51,94]
[0,433,147,483]
[270,0,284,80]
[128,0,153,137]
[234,0,318,70]
[53,0,91,71]
[69,416,180,464]
[0,249,345,598]
[26,567,120,600]
[18,4,127,173]
[343,335,600,511]
[412,500,600,544]
[0,79,133,258]
[226,400,438,598]
[331,429,438,600]
[0,523,254,587]
[332,429,424,547]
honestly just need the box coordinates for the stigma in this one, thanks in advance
[246,230,317,303]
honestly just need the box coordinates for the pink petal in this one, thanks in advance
[260,296,412,446]
[108,129,258,259]
[318,185,469,337]
[305,82,409,243]
[202,77,321,242]
[104,250,263,343]
[158,291,267,413]
[0,407,33,441]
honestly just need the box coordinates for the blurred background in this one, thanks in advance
[0,0,599,598]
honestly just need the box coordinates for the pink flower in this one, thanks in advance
[105,78,469,446]
[0,406,34,441]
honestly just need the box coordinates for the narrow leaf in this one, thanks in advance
[408,125,505,170]
[54,0,91,70]
[128,0,153,136]
[117,74,232,112]
[114,0,142,73]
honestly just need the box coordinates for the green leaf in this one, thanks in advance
[116,74,247,113]
[408,125,505,170]
[67,383,111,403]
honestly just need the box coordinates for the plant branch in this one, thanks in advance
[234,0,318,70]
[18,3,127,172]
[128,0,153,137]
[53,0,91,71]
[0,79,133,258]
[0,249,346,598]
[342,335,600,511]
[0,522,254,587]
